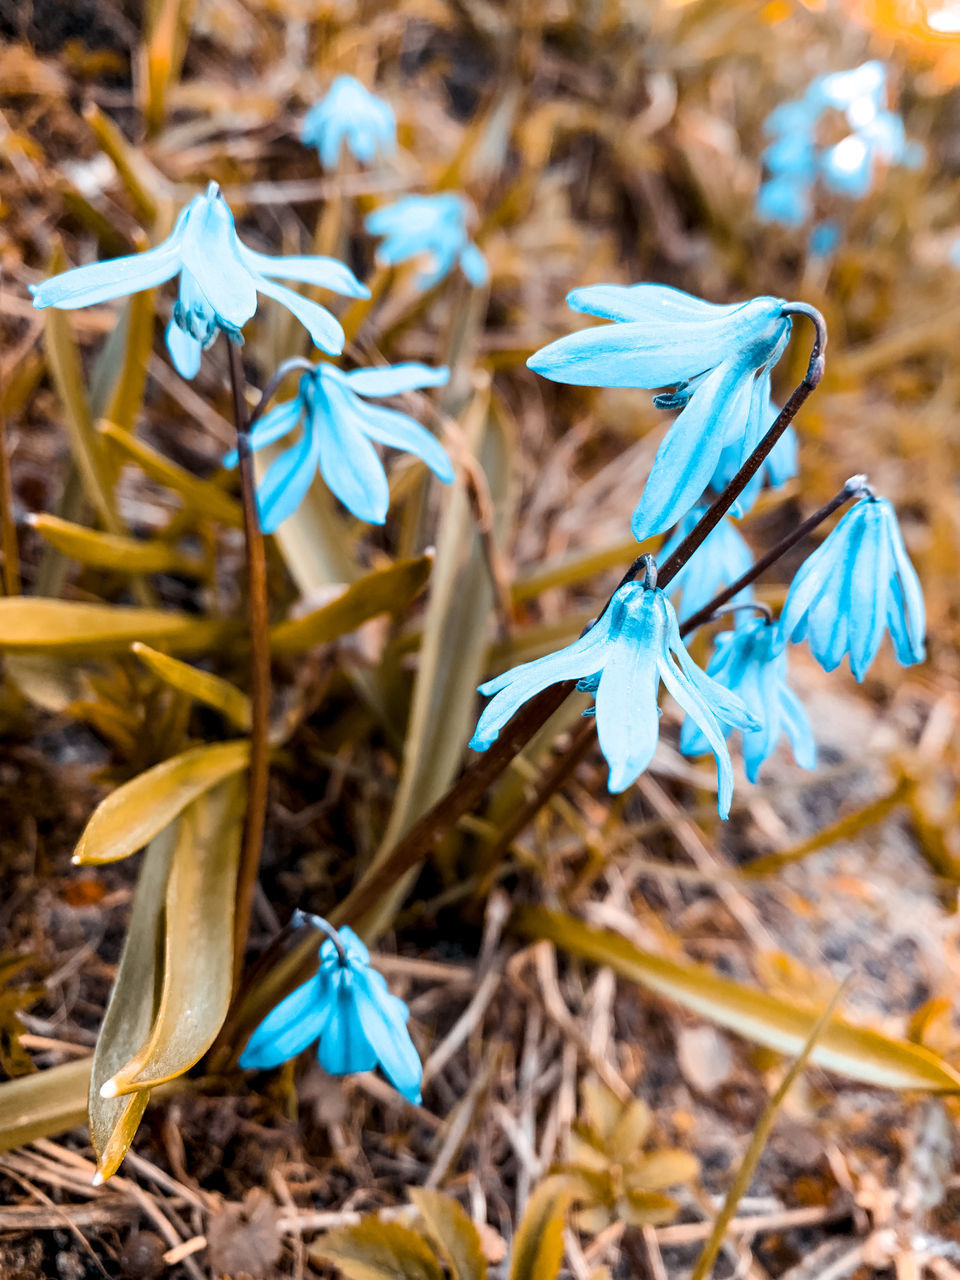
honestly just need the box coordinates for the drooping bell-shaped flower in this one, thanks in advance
[301,76,397,169]
[470,569,759,817]
[708,376,798,518]
[779,494,926,681]
[226,361,453,530]
[240,922,422,1104]
[365,193,488,290]
[681,616,816,782]
[527,285,793,541]
[659,508,754,623]
[31,181,369,379]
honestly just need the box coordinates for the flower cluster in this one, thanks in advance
[757,61,923,247]
[301,76,396,169]
[240,920,422,1105]
[366,193,488,290]
[471,568,758,818]
[228,361,454,530]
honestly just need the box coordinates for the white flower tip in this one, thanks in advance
[91,1169,105,1187]
[24,513,39,527]
[99,1078,120,1099]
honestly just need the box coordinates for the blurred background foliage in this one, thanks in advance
[1,0,960,1277]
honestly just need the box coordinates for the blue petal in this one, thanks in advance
[179,192,259,328]
[528,320,735,390]
[340,363,450,397]
[239,974,329,1069]
[240,246,369,299]
[459,242,489,287]
[246,397,304,453]
[848,501,889,680]
[253,275,344,354]
[658,649,737,819]
[317,972,378,1076]
[593,598,663,793]
[779,684,817,770]
[566,283,744,325]
[314,380,391,523]
[631,361,756,541]
[31,232,184,310]
[351,969,422,1103]
[256,428,322,533]
[347,397,454,484]
[165,318,203,380]
[880,499,926,663]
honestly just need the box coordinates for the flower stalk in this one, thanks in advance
[227,341,273,988]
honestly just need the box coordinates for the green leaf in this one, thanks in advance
[89,819,175,1181]
[515,907,960,1092]
[509,1177,570,1280]
[28,513,204,577]
[0,598,235,657]
[74,740,249,865]
[271,553,434,654]
[408,1188,487,1280]
[0,1058,91,1155]
[103,775,243,1095]
[311,1219,446,1280]
[131,643,251,729]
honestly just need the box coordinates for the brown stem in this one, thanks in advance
[227,341,272,988]
[678,478,861,637]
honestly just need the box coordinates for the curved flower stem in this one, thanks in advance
[677,475,864,637]
[227,340,272,990]
[248,356,316,430]
[290,909,348,965]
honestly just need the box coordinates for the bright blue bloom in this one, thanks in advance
[239,924,422,1104]
[659,508,753,623]
[809,60,887,120]
[365,193,487,290]
[470,577,758,817]
[756,176,811,229]
[681,617,816,782]
[779,495,926,681]
[820,134,873,198]
[301,76,396,169]
[708,375,798,517]
[31,181,369,380]
[228,361,453,530]
[762,134,818,182]
[528,284,792,541]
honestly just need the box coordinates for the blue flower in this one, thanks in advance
[809,222,840,258]
[659,508,754,623]
[301,76,396,169]
[228,361,453,530]
[528,285,792,541]
[808,60,887,121]
[31,181,369,379]
[239,923,422,1104]
[365,193,488,290]
[681,616,816,782]
[470,573,758,817]
[779,495,926,681]
[756,176,812,229]
[708,379,798,517]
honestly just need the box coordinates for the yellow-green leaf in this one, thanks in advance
[408,1188,487,1280]
[271,553,434,654]
[28,514,203,576]
[509,1177,570,1280]
[100,421,243,528]
[0,598,234,657]
[0,1057,91,1155]
[74,740,249,865]
[311,1218,446,1280]
[132,643,251,729]
[103,288,154,433]
[90,820,175,1181]
[515,907,960,1092]
[104,775,243,1095]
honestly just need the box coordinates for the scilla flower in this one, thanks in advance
[527,286,793,541]
[228,361,453,530]
[31,182,369,379]
[659,509,753,623]
[301,76,397,169]
[681,616,816,782]
[240,917,422,1104]
[365,193,488,290]
[709,379,798,518]
[779,492,926,680]
[470,561,758,817]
